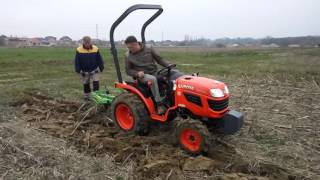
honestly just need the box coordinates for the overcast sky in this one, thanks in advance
[1,0,319,41]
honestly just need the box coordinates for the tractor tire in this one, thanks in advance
[111,92,150,135]
[175,117,210,155]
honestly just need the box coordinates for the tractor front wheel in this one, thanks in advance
[175,117,210,155]
[111,92,150,135]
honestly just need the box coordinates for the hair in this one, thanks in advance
[82,36,91,43]
[124,36,138,44]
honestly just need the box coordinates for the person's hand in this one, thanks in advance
[136,71,145,78]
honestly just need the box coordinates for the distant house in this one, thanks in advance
[288,44,301,48]
[215,43,226,48]
[45,36,57,43]
[91,38,101,46]
[261,43,280,48]
[7,37,28,48]
[60,36,72,42]
[270,43,280,48]
[28,38,42,46]
[227,43,242,48]
[0,35,8,46]
[159,40,175,47]
[45,36,56,42]
[58,36,73,46]
[232,43,240,47]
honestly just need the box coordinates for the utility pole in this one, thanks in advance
[161,31,164,42]
[96,24,99,40]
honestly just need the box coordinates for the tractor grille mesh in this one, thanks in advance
[208,98,229,111]
[184,93,202,106]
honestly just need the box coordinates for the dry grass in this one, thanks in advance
[0,122,135,180]
[220,74,320,179]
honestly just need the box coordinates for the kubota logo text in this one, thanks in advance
[178,84,194,90]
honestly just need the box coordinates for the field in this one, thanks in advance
[0,47,319,179]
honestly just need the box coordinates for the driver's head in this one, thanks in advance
[125,36,141,53]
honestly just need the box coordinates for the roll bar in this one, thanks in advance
[109,4,163,83]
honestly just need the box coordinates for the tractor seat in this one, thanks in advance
[125,75,167,98]
[125,79,152,98]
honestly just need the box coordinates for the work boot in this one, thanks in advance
[93,81,99,91]
[83,83,91,93]
[83,83,91,101]
[83,93,91,101]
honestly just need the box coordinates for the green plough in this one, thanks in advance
[91,90,115,105]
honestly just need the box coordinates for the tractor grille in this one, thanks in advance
[184,93,202,106]
[208,98,229,111]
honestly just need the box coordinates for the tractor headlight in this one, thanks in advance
[224,85,229,94]
[210,89,224,98]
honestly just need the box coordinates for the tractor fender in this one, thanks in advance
[115,82,179,122]
[115,83,156,114]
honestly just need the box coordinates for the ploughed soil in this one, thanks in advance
[1,76,319,180]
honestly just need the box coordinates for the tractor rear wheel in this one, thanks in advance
[111,92,150,135]
[175,117,210,155]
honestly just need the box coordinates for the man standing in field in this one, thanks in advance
[74,36,104,100]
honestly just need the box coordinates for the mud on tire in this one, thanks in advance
[175,117,210,155]
[111,92,150,135]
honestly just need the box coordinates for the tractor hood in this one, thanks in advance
[175,76,229,98]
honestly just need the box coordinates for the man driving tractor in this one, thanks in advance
[124,35,178,114]
[107,5,243,155]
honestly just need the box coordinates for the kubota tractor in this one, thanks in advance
[109,4,244,155]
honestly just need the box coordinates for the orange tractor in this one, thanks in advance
[109,4,244,155]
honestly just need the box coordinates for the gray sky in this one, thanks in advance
[1,0,319,41]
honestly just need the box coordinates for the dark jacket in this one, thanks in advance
[74,45,104,73]
[125,44,169,77]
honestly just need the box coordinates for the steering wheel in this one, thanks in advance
[157,64,176,75]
